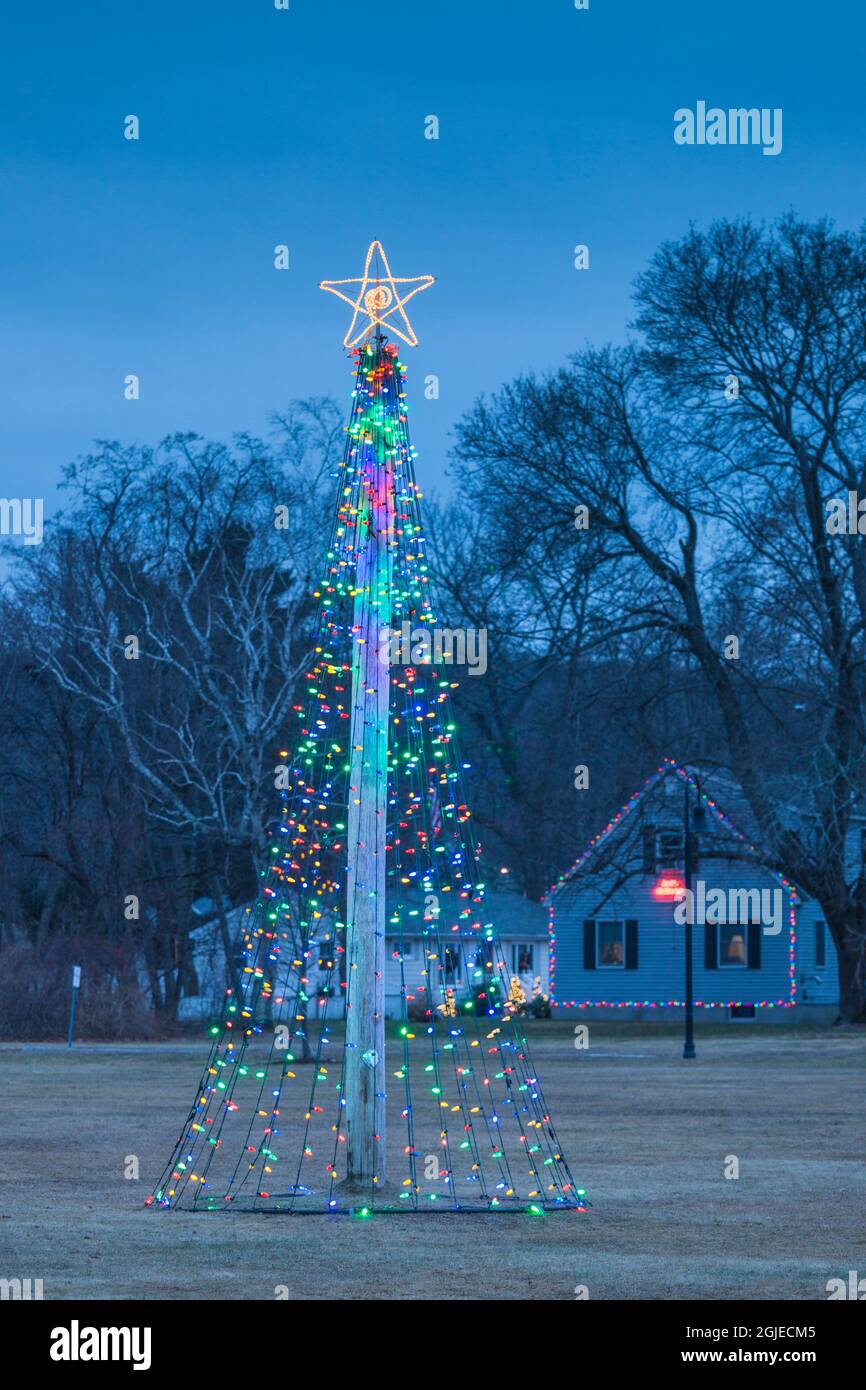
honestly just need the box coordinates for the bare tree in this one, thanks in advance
[1,400,342,1024]
[451,216,866,1022]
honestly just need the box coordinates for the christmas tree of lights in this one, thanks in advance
[148,241,585,1214]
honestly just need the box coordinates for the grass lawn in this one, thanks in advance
[1,1022,864,1300]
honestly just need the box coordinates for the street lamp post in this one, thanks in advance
[683,780,697,1060]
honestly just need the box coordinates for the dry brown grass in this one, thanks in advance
[1,1023,864,1300]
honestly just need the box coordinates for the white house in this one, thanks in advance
[175,883,551,1022]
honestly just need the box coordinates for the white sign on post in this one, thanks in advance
[72,965,82,989]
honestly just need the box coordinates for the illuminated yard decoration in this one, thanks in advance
[149,242,584,1215]
[320,239,435,348]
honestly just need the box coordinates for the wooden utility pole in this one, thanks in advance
[343,337,392,1189]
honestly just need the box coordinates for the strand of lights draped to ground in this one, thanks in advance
[147,242,586,1216]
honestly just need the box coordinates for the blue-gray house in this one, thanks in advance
[545,761,840,1022]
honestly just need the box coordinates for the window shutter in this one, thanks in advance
[747,923,761,970]
[642,826,657,873]
[625,920,638,970]
[815,921,825,969]
[583,921,596,970]
[704,923,717,970]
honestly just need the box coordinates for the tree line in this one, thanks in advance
[1,214,864,1030]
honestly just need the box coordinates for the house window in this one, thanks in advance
[815,921,826,969]
[597,921,625,968]
[443,946,460,982]
[396,940,414,958]
[719,925,747,967]
[512,943,534,974]
[729,1004,756,1021]
[657,829,684,868]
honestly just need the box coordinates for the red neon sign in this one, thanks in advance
[653,874,686,899]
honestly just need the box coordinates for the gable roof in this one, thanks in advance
[544,758,802,906]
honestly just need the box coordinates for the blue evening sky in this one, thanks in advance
[1,0,863,513]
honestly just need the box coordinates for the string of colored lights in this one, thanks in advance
[389,353,589,1212]
[375,339,578,1206]
[149,339,585,1215]
[544,758,798,1010]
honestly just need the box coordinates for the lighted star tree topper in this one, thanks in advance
[320,238,435,348]
[148,241,585,1214]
